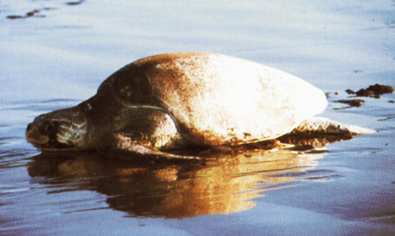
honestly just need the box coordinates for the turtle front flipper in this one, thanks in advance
[107,109,198,160]
[112,133,200,160]
[279,117,375,149]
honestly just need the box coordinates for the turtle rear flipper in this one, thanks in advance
[291,117,375,136]
[279,117,375,149]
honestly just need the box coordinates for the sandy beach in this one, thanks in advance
[1,1,395,235]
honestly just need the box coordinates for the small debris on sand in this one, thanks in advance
[6,15,25,19]
[325,91,339,98]
[6,9,44,20]
[66,0,85,6]
[335,99,365,107]
[26,9,40,17]
[42,7,57,11]
[345,84,394,98]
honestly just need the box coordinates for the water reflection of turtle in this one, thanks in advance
[26,52,374,159]
[28,147,326,218]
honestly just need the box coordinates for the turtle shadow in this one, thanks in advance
[27,146,328,218]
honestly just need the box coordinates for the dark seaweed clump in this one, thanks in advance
[346,84,394,98]
[335,99,365,107]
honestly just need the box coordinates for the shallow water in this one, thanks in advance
[1,0,395,235]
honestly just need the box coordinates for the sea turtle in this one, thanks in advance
[26,52,374,159]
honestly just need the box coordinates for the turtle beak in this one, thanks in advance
[26,121,50,146]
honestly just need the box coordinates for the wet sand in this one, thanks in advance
[1,1,395,235]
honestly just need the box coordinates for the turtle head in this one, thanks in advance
[26,106,91,152]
